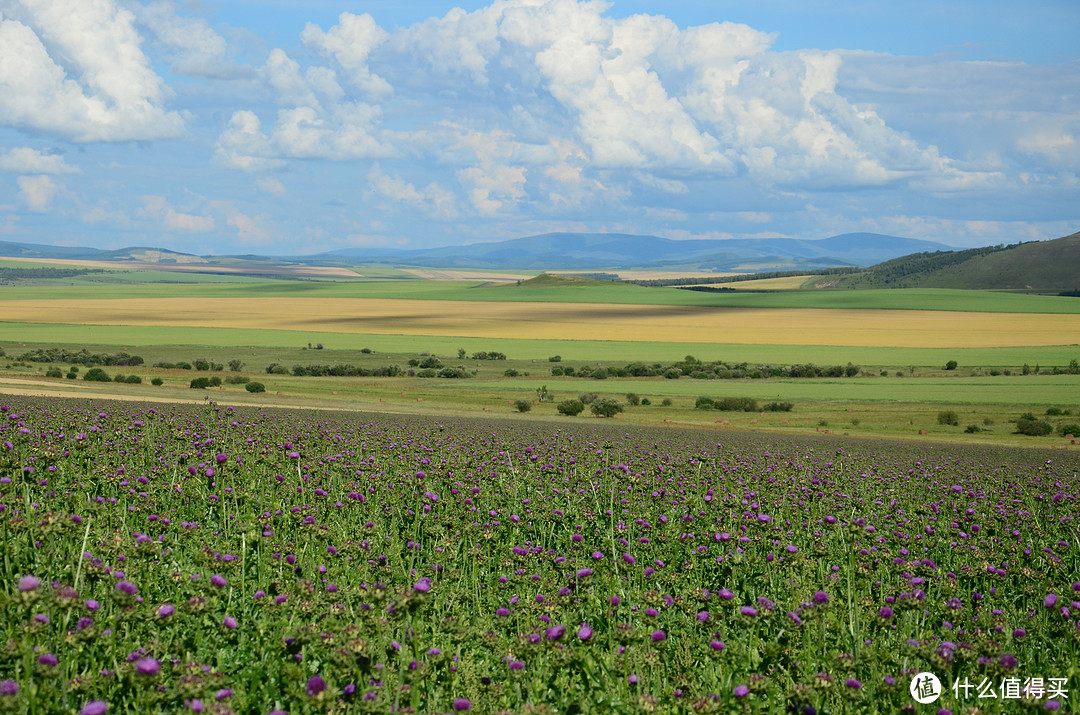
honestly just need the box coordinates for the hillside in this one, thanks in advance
[806,231,1080,291]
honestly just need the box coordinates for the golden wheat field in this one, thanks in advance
[5,297,1080,348]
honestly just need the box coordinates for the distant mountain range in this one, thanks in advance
[320,232,951,270]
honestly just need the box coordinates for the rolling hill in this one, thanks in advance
[805,231,1080,291]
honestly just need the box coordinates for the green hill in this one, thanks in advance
[806,231,1080,291]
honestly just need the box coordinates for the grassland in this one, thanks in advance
[1,272,1078,447]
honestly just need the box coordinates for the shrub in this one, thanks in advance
[695,397,716,410]
[45,367,63,378]
[1016,417,1052,436]
[661,398,672,406]
[190,377,211,389]
[937,410,959,426]
[557,399,585,416]
[360,348,373,354]
[226,375,250,384]
[550,367,564,376]
[416,369,437,378]
[513,399,532,413]
[65,372,76,379]
[113,374,127,383]
[764,401,794,412]
[640,398,651,406]
[964,424,984,433]
[245,381,266,393]
[209,376,222,387]
[944,360,958,371]
[125,375,142,384]
[503,369,520,377]
[228,359,244,372]
[83,368,111,382]
[590,398,623,418]
[579,392,598,404]
[715,397,757,412]
[151,377,164,386]
[1059,423,1080,437]
[1046,407,1063,416]
[548,355,562,362]
[194,359,211,371]
[625,393,641,406]
[266,364,288,375]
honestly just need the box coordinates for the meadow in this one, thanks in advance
[1,395,1078,714]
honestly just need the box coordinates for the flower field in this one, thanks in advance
[1,395,1078,714]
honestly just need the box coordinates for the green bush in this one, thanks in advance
[151,377,164,386]
[625,393,641,406]
[1015,417,1052,436]
[716,397,758,412]
[557,399,585,416]
[1059,423,1080,437]
[964,424,984,433]
[937,410,959,426]
[640,398,651,406]
[579,392,598,404]
[190,377,211,389]
[226,375,250,384]
[660,398,672,407]
[548,355,562,362]
[944,360,958,371]
[83,368,111,382]
[513,399,532,413]
[125,375,142,384]
[590,398,623,418]
[45,367,63,378]
[764,401,794,412]
[245,381,265,393]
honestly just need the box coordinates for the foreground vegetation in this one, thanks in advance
[1,397,1078,714]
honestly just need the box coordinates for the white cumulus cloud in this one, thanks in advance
[0,147,77,174]
[0,0,184,142]
[141,195,214,232]
[17,174,58,211]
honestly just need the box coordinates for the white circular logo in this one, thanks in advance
[910,672,942,704]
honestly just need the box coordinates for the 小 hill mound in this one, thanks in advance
[805,230,1080,291]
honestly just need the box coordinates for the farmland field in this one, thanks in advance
[1,396,1079,714]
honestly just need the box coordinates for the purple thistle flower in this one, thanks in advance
[1044,593,1058,609]
[812,590,829,605]
[577,624,593,641]
[188,700,204,712]
[215,689,233,701]
[0,680,17,696]
[215,453,228,464]
[709,639,725,651]
[157,604,175,618]
[135,657,160,676]
[452,698,472,711]
[37,653,58,667]
[115,580,138,595]
[718,588,734,600]
[496,607,510,617]
[223,615,238,629]
[306,675,326,697]
[85,599,100,611]
[576,568,593,578]
[628,674,639,686]
[210,574,227,588]
[545,624,566,640]
[740,606,758,617]
[734,684,750,698]
[18,575,40,592]
[651,630,667,642]
[413,577,432,594]
[509,660,524,671]
[846,678,862,689]
[878,606,894,619]
[80,701,108,715]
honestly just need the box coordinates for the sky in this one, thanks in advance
[0,0,1078,256]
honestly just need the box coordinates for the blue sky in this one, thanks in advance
[1,0,1077,256]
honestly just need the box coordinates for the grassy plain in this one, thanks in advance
[1,273,1078,447]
